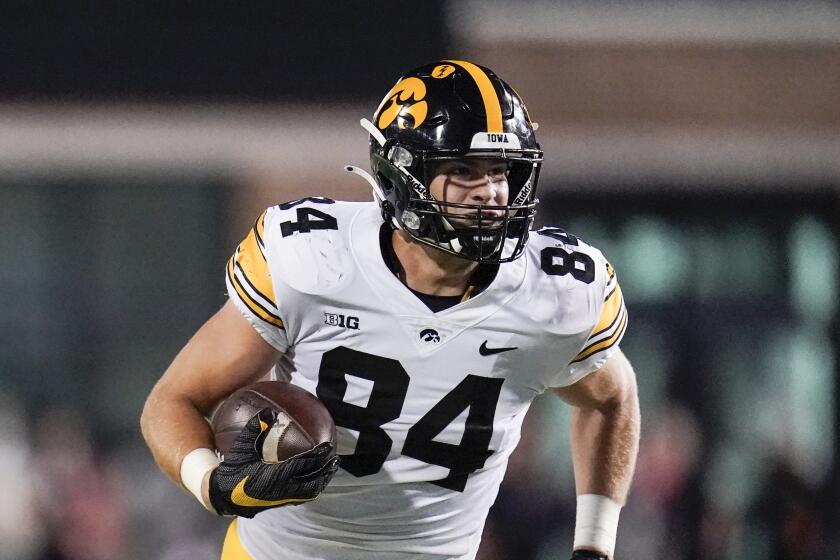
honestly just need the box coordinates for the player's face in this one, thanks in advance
[427,159,510,229]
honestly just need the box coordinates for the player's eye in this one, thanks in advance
[487,166,508,180]
[445,166,471,177]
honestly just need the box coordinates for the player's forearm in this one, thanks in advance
[140,387,216,486]
[570,386,640,503]
[140,301,282,488]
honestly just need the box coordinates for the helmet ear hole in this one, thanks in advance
[375,173,400,218]
[374,165,413,213]
[376,172,394,193]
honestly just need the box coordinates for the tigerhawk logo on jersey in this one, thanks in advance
[419,328,440,343]
[324,312,360,330]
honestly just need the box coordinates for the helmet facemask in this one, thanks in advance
[371,144,541,263]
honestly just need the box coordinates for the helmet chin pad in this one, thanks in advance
[451,229,505,260]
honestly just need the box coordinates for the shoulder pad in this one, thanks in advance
[532,226,590,252]
[529,226,608,287]
[262,199,356,295]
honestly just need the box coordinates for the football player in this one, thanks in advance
[141,60,640,560]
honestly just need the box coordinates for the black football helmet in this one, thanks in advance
[351,60,542,263]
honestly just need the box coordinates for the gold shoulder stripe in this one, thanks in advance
[590,297,624,342]
[606,262,615,280]
[591,283,623,337]
[227,256,284,329]
[233,260,277,315]
[254,210,268,256]
[237,228,275,305]
[572,307,627,363]
[445,60,503,133]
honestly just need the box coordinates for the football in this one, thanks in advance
[210,381,336,462]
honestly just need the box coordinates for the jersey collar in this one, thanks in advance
[351,204,527,321]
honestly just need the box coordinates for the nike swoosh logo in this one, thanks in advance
[230,476,312,508]
[479,341,518,356]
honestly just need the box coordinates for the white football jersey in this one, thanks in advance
[224,199,627,560]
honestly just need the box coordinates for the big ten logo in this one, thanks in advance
[324,312,360,330]
[376,77,428,130]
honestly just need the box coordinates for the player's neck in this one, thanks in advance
[391,230,478,296]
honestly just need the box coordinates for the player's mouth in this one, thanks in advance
[465,211,505,226]
[450,216,505,233]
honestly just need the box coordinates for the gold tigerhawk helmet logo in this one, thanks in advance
[377,77,428,130]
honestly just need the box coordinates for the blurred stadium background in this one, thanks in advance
[1,1,838,558]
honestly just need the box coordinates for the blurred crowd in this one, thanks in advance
[0,390,835,560]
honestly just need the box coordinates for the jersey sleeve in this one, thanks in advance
[566,261,628,381]
[225,209,290,352]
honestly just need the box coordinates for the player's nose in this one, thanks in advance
[469,178,500,204]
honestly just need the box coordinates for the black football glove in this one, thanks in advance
[208,408,339,518]
[571,550,609,560]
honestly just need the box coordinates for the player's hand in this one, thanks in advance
[571,550,609,560]
[208,408,339,518]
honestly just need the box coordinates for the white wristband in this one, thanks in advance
[180,448,221,511]
[573,494,622,557]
